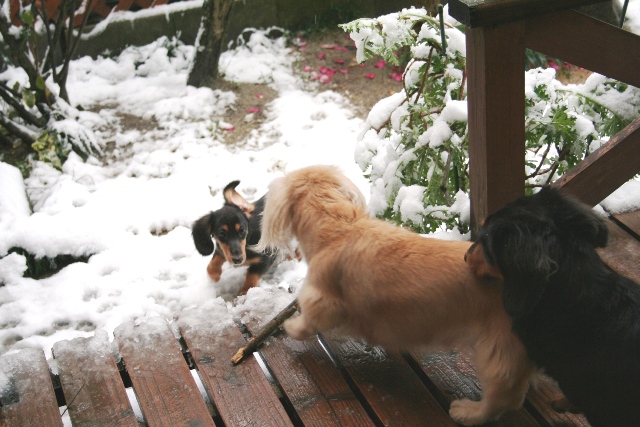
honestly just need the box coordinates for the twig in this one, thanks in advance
[61,382,85,416]
[231,299,299,365]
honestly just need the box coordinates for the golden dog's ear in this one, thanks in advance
[223,180,255,217]
[337,175,367,211]
[192,213,215,256]
[465,241,503,282]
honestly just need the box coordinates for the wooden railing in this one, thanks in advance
[449,0,640,234]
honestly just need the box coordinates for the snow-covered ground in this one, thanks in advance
[0,1,639,366]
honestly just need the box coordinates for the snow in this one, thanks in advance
[0,1,639,365]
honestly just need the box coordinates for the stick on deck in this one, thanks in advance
[231,299,299,365]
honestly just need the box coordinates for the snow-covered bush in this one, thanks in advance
[342,7,640,234]
[0,1,102,170]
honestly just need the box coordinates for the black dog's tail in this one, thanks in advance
[192,213,215,255]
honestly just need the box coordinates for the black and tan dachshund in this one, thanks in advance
[465,186,640,427]
[192,181,276,296]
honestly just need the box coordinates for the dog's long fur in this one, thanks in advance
[466,187,640,426]
[258,165,535,426]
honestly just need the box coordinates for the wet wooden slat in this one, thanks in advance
[177,304,294,427]
[525,375,590,427]
[114,317,214,427]
[52,332,138,427]
[322,332,455,426]
[409,349,540,426]
[598,219,640,284]
[612,210,640,239]
[0,348,63,427]
[244,319,375,427]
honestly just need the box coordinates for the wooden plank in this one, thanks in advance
[525,375,590,427]
[525,10,640,90]
[243,319,375,427]
[321,333,455,426]
[554,118,640,207]
[409,349,540,426]
[0,348,63,427]
[114,317,215,427]
[177,303,294,427]
[612,209,640,239]
[466,21,526,235]
[52,332,138,427]
[449,0,607,28]
[597,219,640,283]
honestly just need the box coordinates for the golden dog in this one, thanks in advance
[257,165,535,426]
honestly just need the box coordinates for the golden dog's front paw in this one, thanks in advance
[284,316,316,340]
[449,399,494,426]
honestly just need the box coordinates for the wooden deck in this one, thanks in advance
[1,209,639,427]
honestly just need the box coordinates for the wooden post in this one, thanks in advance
[466,21,526,236]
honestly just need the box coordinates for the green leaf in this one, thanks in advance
[36,76,46,91]
[22,90,36,108]
[21,10,35,26]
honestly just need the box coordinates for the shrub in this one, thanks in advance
[0,1,101,169]
[341,6,640,234]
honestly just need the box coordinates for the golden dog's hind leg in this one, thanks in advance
[449,335,532,426]
[285,281,347,341]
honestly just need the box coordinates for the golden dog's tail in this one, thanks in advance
[253,175,296,257]
[254,166,368,258]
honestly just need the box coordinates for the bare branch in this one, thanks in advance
[0,114,37,144]
[0,84,48,127]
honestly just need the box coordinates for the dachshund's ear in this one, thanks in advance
[564,208,608,248]
[490,221,557,319]
[223,180,255,217]
[563,205,608,249]
[542,187,608,248]
[192,213,215,255]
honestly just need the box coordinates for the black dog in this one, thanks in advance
[192,181,276,296]
[465,186,640,426]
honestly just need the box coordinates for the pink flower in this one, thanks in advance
[319,74,331,84]
[297,41,308,48]
[247,107,260,113]
[333,59,345,65]
[303,65,314,72]
[374,60,386,68]
[317,53,326,60]
[365,73,376,79]
[321,44,335,49]
[256,94,264,99]
[319,67,337,76]
[389,72,403,82]
[339,69,349,74]
[547,59,560,70]
[333,45,348,52]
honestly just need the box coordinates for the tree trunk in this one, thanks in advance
[187,0,235,88]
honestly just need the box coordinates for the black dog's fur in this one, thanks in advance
[466,187,640,426]
[192,181,276,296]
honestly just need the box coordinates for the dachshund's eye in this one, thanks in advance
[218,230,227,239]
[239,226,246,236]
